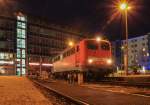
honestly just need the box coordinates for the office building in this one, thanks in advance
[0,12,86,76]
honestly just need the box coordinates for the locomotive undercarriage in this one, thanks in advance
[53,66,114,83]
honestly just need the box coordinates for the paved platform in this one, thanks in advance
[0,76,52,105]
[38,80,150,105]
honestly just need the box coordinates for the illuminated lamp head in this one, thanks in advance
[119,2,131,11]
[68,41,74,47]
[119,2,128,10]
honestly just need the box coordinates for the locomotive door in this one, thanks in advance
[75,45,80,67]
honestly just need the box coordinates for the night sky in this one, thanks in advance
[1,0,150,40]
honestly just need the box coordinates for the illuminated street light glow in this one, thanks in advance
[96,37,101,42]
[68,41,74,47]
[118,2,132,11]
[120,3,128,10]
[127,6,131,10]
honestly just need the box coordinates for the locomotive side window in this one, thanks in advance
[101,42,110,50]
[63,47,75,58]
[53,56,60,62]
[87,41,98,50]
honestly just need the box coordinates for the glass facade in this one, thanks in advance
[0,53,13,60]
[16,15,27,76]
[0,14,85,75]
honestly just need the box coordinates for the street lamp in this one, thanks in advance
[119,2,130,75]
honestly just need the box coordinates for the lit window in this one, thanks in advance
[22,49,26,58]
[17,16,26,21]
[17,49,20,58]
[17,29,26,38]
[17,29,22,38]
[22,30,26,37]
[10,54,13,59]
[17,16,21,21]
[17,63,21,67]
[17,39,25,48]
[17,22,26,29]
[21,40,25,48]
[21,17,26,21]
[22,59,26,67]
[17,22,22,28]
[17,68,21,76]
[143,48,146,51]
[0,53,4,59]
[22,68,26,75]
[17,59,20,61]
[22,23,26,29]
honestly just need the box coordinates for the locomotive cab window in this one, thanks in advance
[101,42,110,50]
[87,41,98,50]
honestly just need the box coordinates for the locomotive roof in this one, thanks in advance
[53,38,110,58]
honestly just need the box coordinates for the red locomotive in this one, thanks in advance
[52,38,114,82]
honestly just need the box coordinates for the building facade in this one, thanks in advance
[113,33,150,71]
[0,13,86,76]
[111,40,122,69]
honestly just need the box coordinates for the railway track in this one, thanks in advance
[32,80,90,105]
[97,80,150,88]
[30,79,150,105]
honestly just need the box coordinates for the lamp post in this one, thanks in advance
[119,2,130,75]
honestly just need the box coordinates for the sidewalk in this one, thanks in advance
[0,76,52,105]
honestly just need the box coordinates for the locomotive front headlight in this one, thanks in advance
[88,59,93,64]
[107,59,112,65]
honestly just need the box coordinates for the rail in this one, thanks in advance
[32,80,90,105]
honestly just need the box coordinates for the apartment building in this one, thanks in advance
[113,33,150,70]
